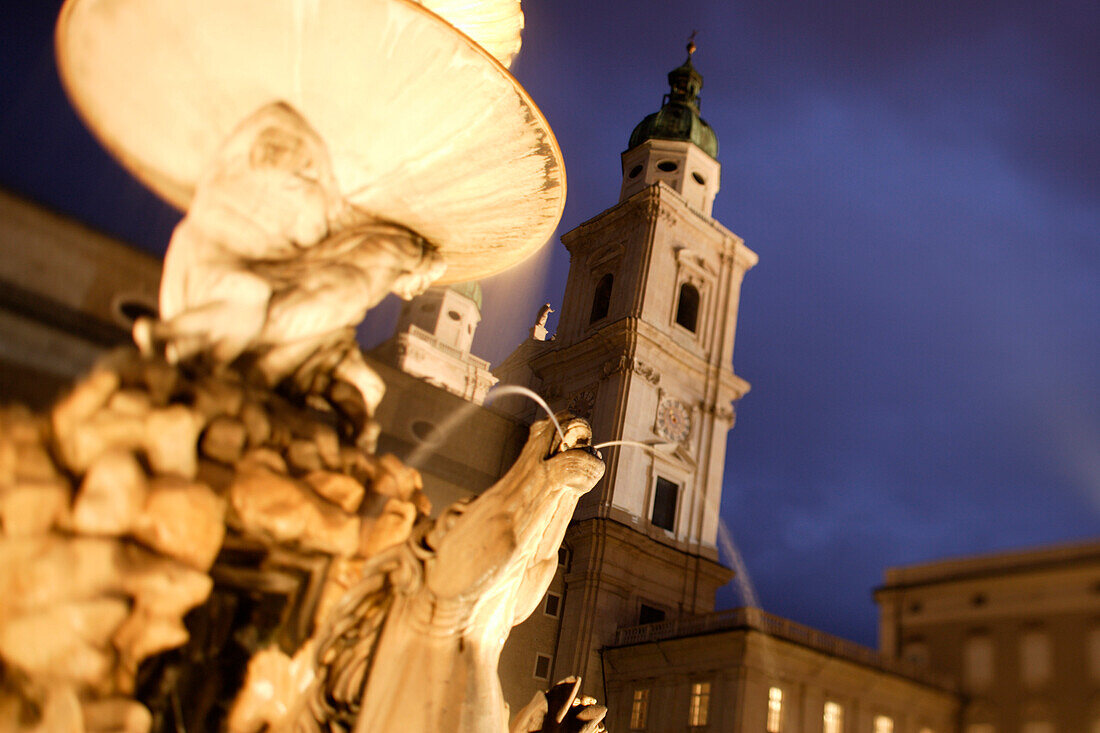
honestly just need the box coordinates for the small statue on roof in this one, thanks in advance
[531,302,554,341]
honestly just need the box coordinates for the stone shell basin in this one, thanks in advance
[55,0,564,284]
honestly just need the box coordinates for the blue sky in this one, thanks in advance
[2,0,1097,646]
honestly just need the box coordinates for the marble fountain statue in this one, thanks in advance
[0,1,608,731]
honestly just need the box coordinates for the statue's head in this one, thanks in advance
[202,101,338,193]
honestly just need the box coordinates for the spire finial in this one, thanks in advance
[687,30,697,58]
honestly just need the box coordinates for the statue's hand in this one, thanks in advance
[510,678,607,733]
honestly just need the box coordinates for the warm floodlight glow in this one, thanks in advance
[55,0,564,284]
[418,0,524,67]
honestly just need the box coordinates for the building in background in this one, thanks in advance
[371,281,498,405]
[606,606,958,733]
[876,541,1100,733]
[0,189,160,408]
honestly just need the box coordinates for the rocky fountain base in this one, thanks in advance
[0,349,606,733]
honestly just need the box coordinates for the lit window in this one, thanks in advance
[823,701,843,733]
[1020,630,1051,687]
[651,477,679,532]
[766,687,783,733]
[874,715,894,733]
[630,688,649,729]
[543,592,561,618]
[589,273,613,323]
[675,282,700,332]
[963,634,994,690]
[689,681,710,727]
[533,653,552,680]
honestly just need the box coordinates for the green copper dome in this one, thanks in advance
[627,45,718,159]
[448,280,483,310]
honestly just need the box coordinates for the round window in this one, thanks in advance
[447,310,461,321]
[656,160,678,172]
[692,172,706,185]
[411,420,436,442]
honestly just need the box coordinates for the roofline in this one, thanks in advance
[876,538,1100,594]
[610,605,957,693]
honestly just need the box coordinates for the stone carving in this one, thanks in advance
[702,401,736,425]
[0,350,433,732]
[133,102,446,437]
[223,415,603,732]
[601,354,660,386]
[567,387,597,420]
[0,348,605,732]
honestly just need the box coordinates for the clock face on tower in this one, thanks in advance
[656,398,691,442]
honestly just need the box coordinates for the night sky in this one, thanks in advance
[2,1,1097,647]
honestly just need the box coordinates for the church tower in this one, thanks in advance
[501,44,758,694]
[374,281,498,404]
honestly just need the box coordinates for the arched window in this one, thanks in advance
[589,273,613,323]
[675,282,700,332]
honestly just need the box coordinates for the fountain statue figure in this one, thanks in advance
[134,102,446,434]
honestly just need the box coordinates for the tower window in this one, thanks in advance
[651,477,678,532]
[628,164,643,178]
[656,160,678,172]
[447,310,461,321]
[590,273,613,323]
[675,282,700,333]
[692,171,706,185]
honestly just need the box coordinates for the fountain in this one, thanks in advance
[0,0,608,731]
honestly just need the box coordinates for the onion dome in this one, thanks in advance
[627,39,718,159]
[448,281,483,310]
